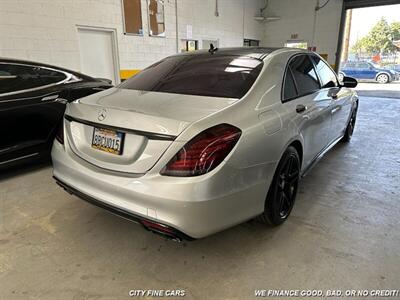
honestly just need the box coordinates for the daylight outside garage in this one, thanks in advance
[338,2,400,98]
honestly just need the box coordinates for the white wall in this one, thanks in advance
[0,0,265,78]
[261,0,343,66]
[177,0,265,48]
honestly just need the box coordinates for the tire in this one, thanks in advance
[376,73,389,84]
[341,105,357,143]
[258,146,300,226]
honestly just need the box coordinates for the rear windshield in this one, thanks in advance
[119,54,264,99]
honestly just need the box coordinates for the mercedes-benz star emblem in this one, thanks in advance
[98,108,107,121]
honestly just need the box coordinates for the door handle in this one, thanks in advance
[296,104,307,113]
[41,94,59,102]
[55,98,68,104]
[331,106,341,114]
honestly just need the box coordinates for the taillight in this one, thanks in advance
[56,123,64,144]
[161,124,241,177]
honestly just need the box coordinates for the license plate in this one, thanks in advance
[91,127,124,155]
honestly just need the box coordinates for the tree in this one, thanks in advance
[351,36,368,55]
[391,22,400,42]
[351,18,398,55]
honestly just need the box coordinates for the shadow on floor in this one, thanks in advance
[0,159,51,182]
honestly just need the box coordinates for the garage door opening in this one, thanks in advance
[337,3,400,98]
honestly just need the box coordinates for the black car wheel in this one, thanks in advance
[341,106,357,143]
[258,146,300,226]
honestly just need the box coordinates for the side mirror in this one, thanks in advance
[341,76,358,88]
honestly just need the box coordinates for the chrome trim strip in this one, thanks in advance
[0,91,64,103]
[0,75,18,79]
[0,62,82,97]
[0,153,39,165]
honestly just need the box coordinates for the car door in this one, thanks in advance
[356,62,374,80]
[311,55,353,142]
[0,63,67,161]
[351,62,363,79]
[342,62,355,77]
[282,54,331,168]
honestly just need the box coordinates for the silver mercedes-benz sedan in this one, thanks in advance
[52,47,358,240]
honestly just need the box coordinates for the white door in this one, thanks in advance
[77,28,118,84]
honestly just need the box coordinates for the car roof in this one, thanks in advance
[173,47,309,60]
[0,57,95,81]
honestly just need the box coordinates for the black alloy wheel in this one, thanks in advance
[259,146,300,226]
[342,106,357,142]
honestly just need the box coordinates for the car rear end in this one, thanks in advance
[52,95,262,240]
[52,50,269,239]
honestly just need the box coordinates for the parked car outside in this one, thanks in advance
[339,61,398,83]
[385,64,400,80]
[386,64,400,72]
[52,47,359,240]
[0,58,113,168]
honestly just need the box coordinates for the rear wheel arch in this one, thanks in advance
[274,138,304,174]
[258,145,301,225]
[353,98,359,111]
[375,71,390,78]
[288,140,303,168]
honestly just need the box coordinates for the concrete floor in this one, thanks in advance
[1,96,400,300]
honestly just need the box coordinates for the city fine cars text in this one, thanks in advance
[129,290,186,297]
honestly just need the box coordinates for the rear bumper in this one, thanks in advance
[51,141,271,239]
[54,176,193,241]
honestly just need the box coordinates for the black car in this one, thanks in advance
[0,58,113,168]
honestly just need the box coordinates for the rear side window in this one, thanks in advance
[289,55,320,96]
[0,63,43,94]
[344,62,355,68]
[36,67,66,85]
[283,67,297,101]
[119,54,264,99]
[311,56,338,88]
[356,62,369,69]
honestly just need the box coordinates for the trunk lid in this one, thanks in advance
[65,88,236,174]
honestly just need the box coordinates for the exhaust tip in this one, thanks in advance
[141,219,182,242]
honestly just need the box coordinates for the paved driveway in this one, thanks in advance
[355,82,400,99]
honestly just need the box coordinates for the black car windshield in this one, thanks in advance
[119,54,264,99]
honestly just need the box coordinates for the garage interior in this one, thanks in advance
[1,0,399,299]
